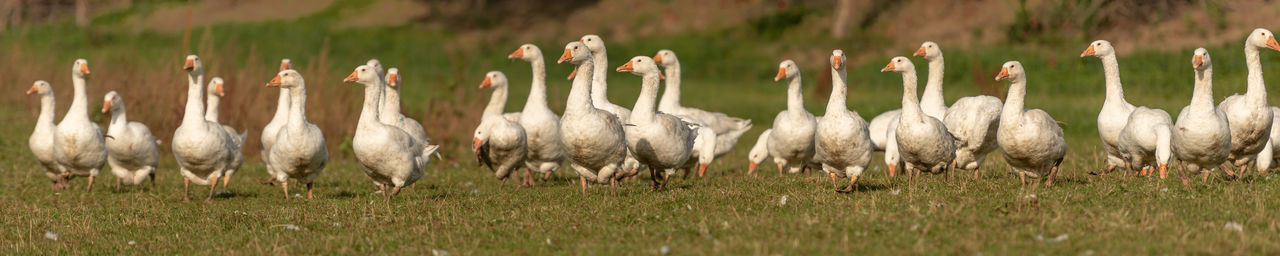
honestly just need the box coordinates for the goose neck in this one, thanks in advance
[1002,76,1027,122]
[590,49,610,105]
[182,73,206,127]
[566,58,596,114]
[1100,54,1127,104]
[826,66,848,113]
[66,74,89,121]
[1245,44,1267,99]
[108,105,128,131]
[1193,67,1215,108]
[205,92,221,122]
[523,57,549,111]
[287,84,308,130]
[36,93,55,126]
[659,62,683,110]
[270,88,291,124]
[358,82,384,127]
[900,69,922,120]
[920,56,945,108]
[786,74,805,115]
[483,84,509,119]
[631,73,663,124]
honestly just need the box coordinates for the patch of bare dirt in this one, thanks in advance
[333,0,427,29]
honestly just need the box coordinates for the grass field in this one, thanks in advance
[6,0,1280,254]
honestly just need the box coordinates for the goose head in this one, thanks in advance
[27,80,51,96]
[208,77,226,97]
[268,70,305,89]
[508,44,543,62]
[830,49,846,70]
[386,68,401,87]
[280,59,293,71]
[995,61,1025,81]
[880,56,915,73]
[747,137,769,174]
[1193,48,1212,71]
[183,55,203,75]
[1247,28,1280,51]
[579,34,605,54]
[343,65,381,86]
[366,59,384,76]
[72,59,90,78]
[653,49,678,67]
[478,71,508,89]
[1080,40,1114,58]
[616,56,664,79]
[102,91,122,114]
[558,41,592,65]
[913,41,941,59]
[774,60,799,82]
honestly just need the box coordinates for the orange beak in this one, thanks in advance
[832,56,843,69]
[1159,164,1168,179]
[101,100,112,114]
[80,63,91,75]
[387,73,399,87]
[995,67,1010,81]
[267,75,282,87]
[887,164,897,177]
[216,82,225,96]
[616,61,635,73]
[343,70,359,83]
[508,48,525,59]
[472,138,484,152]
[26,84,38,95]
[279,61,291,71]
[698,164,708,177]
[557,49,573,63]
[567,67,578,80]
[653,54,663,63]
[478,76,492,88]
[880,61,896,72]
[1080,45,1096,57]
[1267,36,1280,52]
[1193,55,1204,69]
[183,59,194,71]
[748,161,758,175]
[773,67,786,81]
[913,46,927,57]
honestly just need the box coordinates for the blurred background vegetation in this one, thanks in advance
[1,0,1276,165]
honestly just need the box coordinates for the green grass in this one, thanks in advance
[8,1,1280,254]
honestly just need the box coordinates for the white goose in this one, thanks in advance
[915,42,1004,178]
[101,91,159,190]
[816,50,873,192]
[345,65,440,200]
[867,43,949,177]
[473,71,529,186]
[767,60,817,176]
[580,35,644,175]
[265,69,329,200]
[1172,48,1231,185]
[53,59,107,191]
[994,61,1067,185]
[1117,107,1172,177]
[557,41,629,194]
[172,55,235,202]
[28,80,67,188]
[869,111,903,176]
[260,59,294,185]
[617,55,696,191]
[1081,40,1137,175]
[1217,28,1280,175]
[654,50,754,161]
[205,77,247,188]
[508,44,565,183]
[882,57,955,178]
